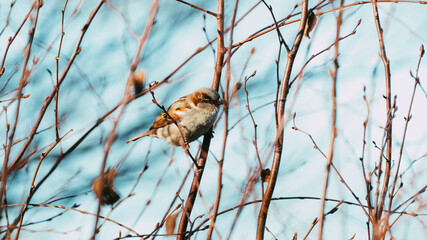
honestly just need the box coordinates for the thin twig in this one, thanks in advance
[292,114,372,220]
[2,0,42,235]
[207,0,240,238]
[177,0,225,238]
[54,0,69,142]
[256,1,308,239]
[318,1,343,238]
[290,19,361,86]
[261,0,290,52]
[3,203,141,237]
[9,0,106,175]
[232,0,424,49]
[191,195,421,234]
[175,0,217,17]
[145,169,191,240]
[360,87,374,217]
[0,2,36,79]
[243,72,262,190]
[371,0,393,238]
[388,45,424,214]
[15,129,72,240]
[91,1,159,238]
[305,200,344,240]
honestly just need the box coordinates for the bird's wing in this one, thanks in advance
[149,95,192,130]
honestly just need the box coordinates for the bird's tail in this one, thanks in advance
[126,131,151,143]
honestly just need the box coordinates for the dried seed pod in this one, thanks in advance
[92,168,120,205]
[261,168,271,183]
[304,10,317,39]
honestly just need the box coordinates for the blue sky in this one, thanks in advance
[0,0,426,239]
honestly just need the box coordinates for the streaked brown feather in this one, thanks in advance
[149,95,191,130]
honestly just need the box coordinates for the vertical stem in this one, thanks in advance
[256,1,308,239]
[388,45,424,214]
[207,0,239,239]
[177,0,225,239]
[1,0,42,233]
[54,0,69,142]
[371,0,392,238]
[317,1,343,239]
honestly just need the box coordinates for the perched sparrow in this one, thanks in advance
[127,87,223,146]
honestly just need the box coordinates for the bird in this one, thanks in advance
[127,87,223,146]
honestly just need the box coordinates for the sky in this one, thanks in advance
[0,0,426,239]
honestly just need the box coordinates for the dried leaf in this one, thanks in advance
[304,11,317,39]
[261,168,271,183]
[92,168,120,205]
[129,71,146,94]
[166,212,180,236]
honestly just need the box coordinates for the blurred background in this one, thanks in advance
[0,0,426,239]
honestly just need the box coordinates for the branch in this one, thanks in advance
[318,0,344,238]
[371,0,393,237]
[207,0,240,238]
[256,1,308,239]
[9,0,106,176]
[15,129,72,240]
[91,1,159,238]
[176,0,225,238]
[175,0,217,17]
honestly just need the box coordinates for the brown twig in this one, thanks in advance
[388,45,424,213]
[255,1,308,239]
[0,0,16,37]
[177,0,225,238]
[232,0,424,49]
[145,169,191,240]
[54,0,69,142]
[9,0,106,176]
[371,0,393,238]
[226,167,259,239]
[391,184,427,215]
[305,200,344,240]
[290,19,361,85]
[1,0,42,233]
[317,1,343,238]
[261,0,291,52]
[243,72,262,187]
[3,203,141,237]
[0,2,36,79]
[207,0,240,238]
[360,87,374,218]
[175,0,217,17]
[15,129,72,240]
[191,195,421,235]
[292,114,372,220]
[91,1,159,238]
